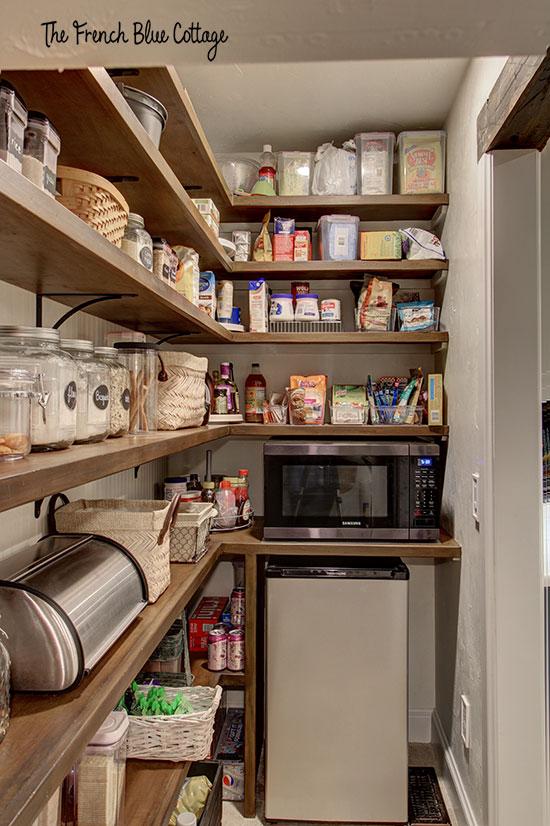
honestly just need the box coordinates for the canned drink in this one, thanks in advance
[230,587,245,627]
[321,298,341,321]
[207,628,227,671]
[227,628,245,671]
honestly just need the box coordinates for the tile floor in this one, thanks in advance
[222,744,462,826]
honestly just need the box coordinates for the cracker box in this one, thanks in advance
[428,373,443,425]
[188,596,227,652]
[360,231,402,260]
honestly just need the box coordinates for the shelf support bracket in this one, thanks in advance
[134,465,141,479]
[35,293,137,329]
[34,498,44,519]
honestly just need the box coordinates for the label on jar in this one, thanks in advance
[93,384,110,410]
[64,381,77,410]
[121,388,131,410]
[43,165,57,195]
[140,245,153,270]
[245,387,265,417]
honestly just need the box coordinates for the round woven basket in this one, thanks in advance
[56,165,129,246]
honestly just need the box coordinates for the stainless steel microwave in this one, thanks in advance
[264,441,441,542]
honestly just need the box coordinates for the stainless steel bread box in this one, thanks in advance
[0,533,148,692]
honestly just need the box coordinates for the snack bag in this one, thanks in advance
[253,211,273,262]
[358,276,394,331]
[397,301,435,331]
[400,227,445,260]
[289,375,327,425]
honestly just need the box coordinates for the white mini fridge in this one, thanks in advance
[265,557,409,824]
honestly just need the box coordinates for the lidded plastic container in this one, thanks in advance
[295,294,320,321]
[0,80,27,172]
[269,294,294,321]
[78,710,129,826]
[94,347,131,438]
[22,111,61,196]
[0,365,36,460]
[354,132,395,195]
[277,151,313,196]
[113,342,158,433]
[396,130,446,194]
[60,340,110,444]
[0,327,77,451]
[317,214,359,261]
[121,213,153,271]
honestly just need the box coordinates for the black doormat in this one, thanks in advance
[408,767,451,825]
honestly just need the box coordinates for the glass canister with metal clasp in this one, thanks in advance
[60,340,110,444]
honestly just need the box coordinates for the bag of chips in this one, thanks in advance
[289,375,327,425]
[358,276,394,331]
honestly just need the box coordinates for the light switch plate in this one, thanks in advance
[472,472,480,523]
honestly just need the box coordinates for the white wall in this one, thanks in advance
[435,57,507,826]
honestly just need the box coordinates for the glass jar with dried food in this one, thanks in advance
[0,365,36,460]
[60,340,110,443]
[113,342,158,433]
[94,347,131,438]
[121,213,153,271]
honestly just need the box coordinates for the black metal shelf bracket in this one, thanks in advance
[35,293,137,328]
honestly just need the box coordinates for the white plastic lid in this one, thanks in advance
[88,710,129,747]
[262,144,272,153]
[176,813,197,826]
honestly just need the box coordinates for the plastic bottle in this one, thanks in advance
[176,813,197,826]
[236,469,251,521]
[245,363,266,423]
[259,144,276,188]
[201,481,215,503]
[215,480,237,529]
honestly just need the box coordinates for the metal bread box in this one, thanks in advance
[0,533,148,691]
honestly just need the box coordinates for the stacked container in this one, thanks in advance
[396,130,446,194]
[0,81,27,172]
[317,215,359,261]
[277,151,313,195]
[22,112,61,196]
[355,132,395,195]
[78,711,129,826]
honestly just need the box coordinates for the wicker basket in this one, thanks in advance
[127,685,222,761]
[54,497,180,603]
[171,502,216,563]
[56,166,129,246]
[157,352,208,431]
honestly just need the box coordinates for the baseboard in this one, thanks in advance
[409,709,433,743]
[432,710,479,826]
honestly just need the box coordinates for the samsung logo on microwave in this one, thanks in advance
[342,520,361,526]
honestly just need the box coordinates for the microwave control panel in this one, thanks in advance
[411,455,440,527]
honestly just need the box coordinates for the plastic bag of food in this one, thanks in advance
[358,277,394,331]
[397,301,435,331]
[400,227,446,260]
[253,211,273,261]
[169,775,212,825]
[312,141,356,195]
[289,375,327,425]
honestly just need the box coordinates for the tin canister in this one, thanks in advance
[230,587,245,627]
[321,298,341,321]
[227,628,245,671]
[207,628,227,671]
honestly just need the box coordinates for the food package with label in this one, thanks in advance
[400,227,446,260]
[273,234,294,261]
[293,229,311,261]
[317,214,359,261]
[192,197,220,224]
[289,375,327,425]
[355,132,395,195]
[173,245,200,304]
[215,709,245,801]
[331,385,367,424]
[198,271,217,316]
[396,130,446,194]
[357,276,394,331]
[249,278,269,332]
[253,212,273,261]
[188,596,227,652]
[312,141,357,195]
[397,300,436,331]
[273,216,295,235]
[360,230,402,260]
[232,229,251,261]
[277,151,313,195]
[428,373,443,425]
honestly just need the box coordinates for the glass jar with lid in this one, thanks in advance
[121,213,153,271]
[60,340,110,444]
[113,342,158,433]
[0,327,77,451]
[0,364,36,460]
[94,347,131,438]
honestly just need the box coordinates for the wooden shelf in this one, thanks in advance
[191,653,245,688]
[0,552,222,826]
[229,259,448,280]
[3,68,232,272]
[228,193,449,223]
[125,759,190,826]
[231,423,449,437]
[219,519,461,560]
[230,331,448,345]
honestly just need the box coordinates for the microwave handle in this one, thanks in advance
[264,442,410,457]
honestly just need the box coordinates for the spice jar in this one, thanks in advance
[121,213,153,271]
[0,365,36,460]
[0,622,9,745]
[78,711,129,826]
[0,80,27,172]
[60,340,110,444]
[94,347,131,438]
[113,342,158,433]
[0,327,77,451]
[22,111,60,196]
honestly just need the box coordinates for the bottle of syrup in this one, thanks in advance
[244,363,266,423]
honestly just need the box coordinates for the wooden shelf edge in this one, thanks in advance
[190,653,245,688]
[125,759,190,826]
[230,424,448,437]
[228,331,449,344]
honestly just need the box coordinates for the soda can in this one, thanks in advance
[227,628,245,671]
[207,628,227,671]
[230,587,245,627]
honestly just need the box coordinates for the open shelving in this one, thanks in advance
[230,259,448,279]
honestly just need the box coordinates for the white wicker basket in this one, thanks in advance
[157,352,208,431]
[54,498,180,603]
[127,685,222,761]
[170,502,216,563]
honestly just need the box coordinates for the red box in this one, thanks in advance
[294,229,310,261]
[273,233,294,261]
[188,596,227,652]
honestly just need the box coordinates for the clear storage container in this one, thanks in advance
[317,214,359,260]
[0,80,27,172]
[113,342,158,433]
[0,327,77,451]
[22,111,61,196]
[60,340,110,444]
[0,365,35,460]
[94,347,131,438]
[396,130,446,194]
[121,213,153,271]
[78,711,129,826]
[277,151,313,196]
[355,132,395,195]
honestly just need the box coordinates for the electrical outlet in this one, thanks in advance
[460,694,471,749]
[472,473,480,523]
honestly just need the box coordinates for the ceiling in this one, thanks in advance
[177,58,470,154]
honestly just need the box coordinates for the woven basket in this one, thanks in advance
[54,498,180,603]
[171,502,216,563]
[157,352,208,431]
[56,166,129,246]
[127,685,222,761]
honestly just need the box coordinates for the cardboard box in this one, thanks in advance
[294,229,310,261]
[273,233,294,261]
[360,230,402,260]
[188,596,227,652]
[192,198,220,223]
[428,374,443,425]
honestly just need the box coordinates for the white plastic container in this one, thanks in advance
[355,132,395,195]
[277,151,313,196]
[78,711,129,826]
[320,299,341,322]
[214,481,238,529]
[270,294,294,321]
[396,130,446,194]
[295,294,320,321]
[317,215,359,261]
